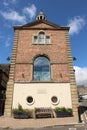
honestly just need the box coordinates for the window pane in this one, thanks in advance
[42,72,50,80]
[34,72,41,80]
[38,32,45,43]
[34,36,38,43]
[34,66,41,71]
[34,56,50,81]
[46,36,50,44]
[42,65,49,71]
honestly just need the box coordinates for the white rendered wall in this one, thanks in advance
[12,83,72,109]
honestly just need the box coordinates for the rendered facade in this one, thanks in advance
[4,12,78,121]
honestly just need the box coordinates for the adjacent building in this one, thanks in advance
[0,64,10,115]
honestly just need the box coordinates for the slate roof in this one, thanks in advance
[14,19,70,30]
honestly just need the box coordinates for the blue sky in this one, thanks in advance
[0,0,87,86]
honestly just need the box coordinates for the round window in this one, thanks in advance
[26,96,34,105]
[51,96,59,105]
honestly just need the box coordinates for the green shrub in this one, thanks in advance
[54,107,73,116]
[12,104,33,118]
[66,108,73,115]
[54,107,62,113]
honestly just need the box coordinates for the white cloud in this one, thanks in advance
[0,10,26,24]
[74,66,87,86]
[67,16,86,35]
[0,4,37,24]
[23,4,36,20]
[3,0,17,6]
[3,1,9,6]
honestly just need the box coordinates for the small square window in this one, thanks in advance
[34,36,38,43]
[46,36,50,44]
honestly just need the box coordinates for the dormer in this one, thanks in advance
[36,12,46,21]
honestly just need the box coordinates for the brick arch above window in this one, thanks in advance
[33,54,50,62]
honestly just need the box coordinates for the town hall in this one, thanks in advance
[4,12,78,121]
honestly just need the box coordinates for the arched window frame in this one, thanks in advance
[33,56,51,81]
[33,31,50,44]
[38,32,45,44]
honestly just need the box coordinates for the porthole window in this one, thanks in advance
[51,96,59,105]
[26,96,34,105]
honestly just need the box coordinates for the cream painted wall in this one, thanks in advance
[12,83,72,109]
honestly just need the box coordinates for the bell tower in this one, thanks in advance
[36,12,46,21]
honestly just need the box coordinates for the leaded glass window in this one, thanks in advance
[34,56,50,81]
[38,32,45,43]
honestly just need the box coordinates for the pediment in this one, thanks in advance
[22,20,61,29]
[14,20,69,30]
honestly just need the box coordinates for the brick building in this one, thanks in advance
[77,85,87,95]
[0,64,10,115]
[4,12,78,121]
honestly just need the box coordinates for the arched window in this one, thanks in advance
[38,32,45,43]
[33,31,50,44]
[33,56,50,81]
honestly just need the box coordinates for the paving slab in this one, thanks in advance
[0,116,79,129]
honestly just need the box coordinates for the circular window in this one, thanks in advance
[51,96,59,105]
[26,96,34,105]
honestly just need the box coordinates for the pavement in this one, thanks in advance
[0,116,80,129]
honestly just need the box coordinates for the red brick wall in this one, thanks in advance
[14,64,32,82]
[14,24,69,82]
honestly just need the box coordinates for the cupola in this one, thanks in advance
[36,12,46,21]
